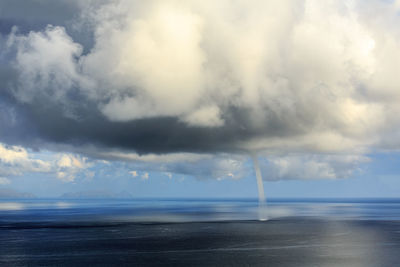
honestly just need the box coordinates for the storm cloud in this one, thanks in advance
[1,0,400,181]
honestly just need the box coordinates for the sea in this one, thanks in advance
[0,198,400,266]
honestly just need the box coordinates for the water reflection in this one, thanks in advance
[0,198,400,224]
[0,199,399,266]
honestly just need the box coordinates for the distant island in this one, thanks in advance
[60,190,133,199]
[0,188,36,199]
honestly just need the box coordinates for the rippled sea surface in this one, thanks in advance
[1,198,400,266]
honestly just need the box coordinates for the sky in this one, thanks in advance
[1,0,400,198]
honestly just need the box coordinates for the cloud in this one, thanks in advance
[182,105,224,127]
[0,143,52,177]
[0,143,91,183]
[258,154,370,180]
[0,141,369,182]
[55,154,90,182]
[8,26,86,103]
[129,170,150,181]
[0,177,11,185]
[1,0,400,181]
[141,172,149,180]
[112,152,247,181]
[117,152,368,181]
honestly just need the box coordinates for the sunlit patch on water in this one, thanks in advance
[0,202,25,211]
[55,202,74,209]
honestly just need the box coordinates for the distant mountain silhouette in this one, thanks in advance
[0,188,36,199]
[60,190,133,199]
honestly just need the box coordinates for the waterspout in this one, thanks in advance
[252,153,268,221]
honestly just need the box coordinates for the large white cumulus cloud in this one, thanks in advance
[7,0,399,150]
[83,0,380,135]
[2,0,400,180]
[8,26,86,102]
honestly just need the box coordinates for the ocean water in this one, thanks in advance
[1,198,400,266]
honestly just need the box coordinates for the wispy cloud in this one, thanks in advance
[0,177,11,185]
[0,143,92,183]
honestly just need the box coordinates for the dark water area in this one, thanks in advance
[1,199,400,266]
